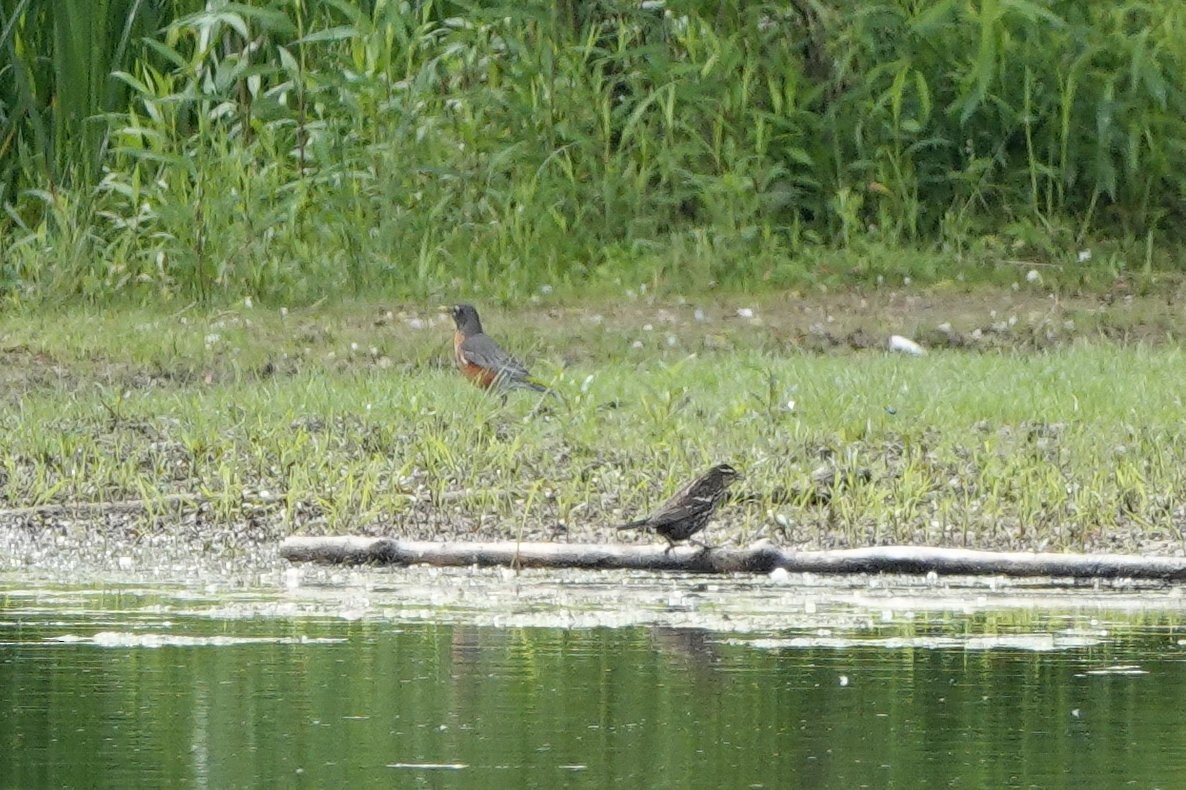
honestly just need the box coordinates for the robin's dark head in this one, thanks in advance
[706,463,741,487]
[445,303,483,336]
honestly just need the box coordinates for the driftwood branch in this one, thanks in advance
[280,537,1186,581]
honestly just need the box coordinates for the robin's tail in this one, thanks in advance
[520,378,567,403]
[616,520,650,531]
[498,372,559,397]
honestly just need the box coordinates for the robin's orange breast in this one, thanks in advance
[454,331,497,388]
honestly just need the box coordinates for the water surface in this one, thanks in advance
[3,570,1186,788]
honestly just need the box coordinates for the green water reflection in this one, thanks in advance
[3,591,1186,788]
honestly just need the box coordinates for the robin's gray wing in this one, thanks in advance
[459,334,532,380]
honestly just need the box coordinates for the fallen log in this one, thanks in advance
[279,537,1186,581]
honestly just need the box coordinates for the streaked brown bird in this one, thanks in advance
[616,463,741,551]
[443,303,551,394]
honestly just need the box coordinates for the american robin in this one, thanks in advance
[617,463,741,551]
[443,303,551,393]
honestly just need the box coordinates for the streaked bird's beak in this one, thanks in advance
[437,304,453,314]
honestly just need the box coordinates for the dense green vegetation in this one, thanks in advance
[3,0,1185,304]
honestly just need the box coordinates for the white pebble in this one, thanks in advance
[888,335,926,355]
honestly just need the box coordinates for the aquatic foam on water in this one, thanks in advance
[728,632,1103,652]
[46,632,345,648]
[1083,665,1147,676]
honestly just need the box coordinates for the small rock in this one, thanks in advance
[888,335,926,355]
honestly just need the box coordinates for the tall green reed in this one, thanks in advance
[2,0,1185,303]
